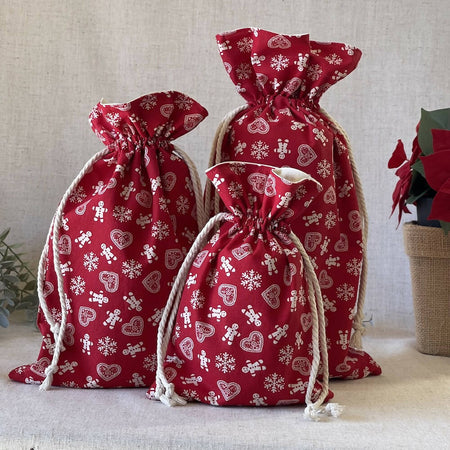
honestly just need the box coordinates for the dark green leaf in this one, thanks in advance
[440,221,450,235]
[418,108,450,156]
[18,272,30,282]
[24,279,37,291]
[411,159,426,178]
[21,293,39,305]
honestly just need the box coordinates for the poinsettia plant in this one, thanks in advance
[389,107,450,234]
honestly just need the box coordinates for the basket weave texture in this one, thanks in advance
[403,222,450,356]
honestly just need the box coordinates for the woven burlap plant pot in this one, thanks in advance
[403,222,450,356]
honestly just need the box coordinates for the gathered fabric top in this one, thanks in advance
[217,28,361,107]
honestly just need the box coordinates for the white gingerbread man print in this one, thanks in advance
[92,201,108,222]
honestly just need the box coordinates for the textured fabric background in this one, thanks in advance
[1,0,449,332]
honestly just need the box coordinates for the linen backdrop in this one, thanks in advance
[1,0,449,333]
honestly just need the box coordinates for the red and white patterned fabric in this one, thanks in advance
[150,162,335,410]
[9,91,207,388]
[207,28,381,380]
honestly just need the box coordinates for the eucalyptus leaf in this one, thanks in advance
[0,228,11,242]
[3,274,20,284]
[0,229,38,327]
[0,310,10,328]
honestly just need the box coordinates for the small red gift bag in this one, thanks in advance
[205,28,381,379]
[151,162,342,419]
[9,91,207,389]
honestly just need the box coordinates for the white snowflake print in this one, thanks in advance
[181,389,198,401]
[51,307,62,323]
[151,220,170,240]
[176,196,190,214]
[295,185,307,200]
[97,336,118,356]
[270,54,289,71]
[83,252,99,272]
[69,186,86,203]
[278,345,293,365]
[206,268,219,288]
[325,53,343,65]
[215,352,236,373]
[174,94,193,110]
[264,373,285,393]
[336,283,355,302]
[105,112,121,127]
[324,211,337,229]
[250,140,269,160]
[236,62,252,80]
[122,259,143,279]
[113,205,132,223]
[237,36,253,53]
[61,381,79,388]
[190,289,205,309]
[229,162,246,175]
[307,64,323,81]
[143,354,157,372]
[140,94,157,110]
[228,181,243,199]
[346,258,362,276]
[241,270,262,291]
[159,197,169,213]
[317,159,331,179]
[70,276,86,295]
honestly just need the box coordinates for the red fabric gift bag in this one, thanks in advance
[9,91,207,389]
[150,162,342,419]
[205,28,381,379]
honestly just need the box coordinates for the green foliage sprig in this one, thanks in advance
[0,229,38,327]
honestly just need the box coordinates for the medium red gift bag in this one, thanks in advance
[9,91,207,388]
[150,162,342,419]
[205,28,381,379]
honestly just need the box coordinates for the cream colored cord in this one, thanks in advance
[319,107,368,349]
[39,147,110,390]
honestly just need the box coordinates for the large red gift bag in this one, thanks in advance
[150,162,343,420]
[205,28,381,379]
[9,91,207,389]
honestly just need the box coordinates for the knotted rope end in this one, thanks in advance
[304,402,345,421]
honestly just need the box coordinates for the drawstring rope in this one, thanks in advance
[39,147,110,390]
[155,214,342,420]
[155,212,228,406]
[38,140,204,391]
[319,107,369,349]
[205,104,368,350]
[290,233,343,420]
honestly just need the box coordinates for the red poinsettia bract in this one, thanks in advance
[420,129,450,222]
[388,136,421,224]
